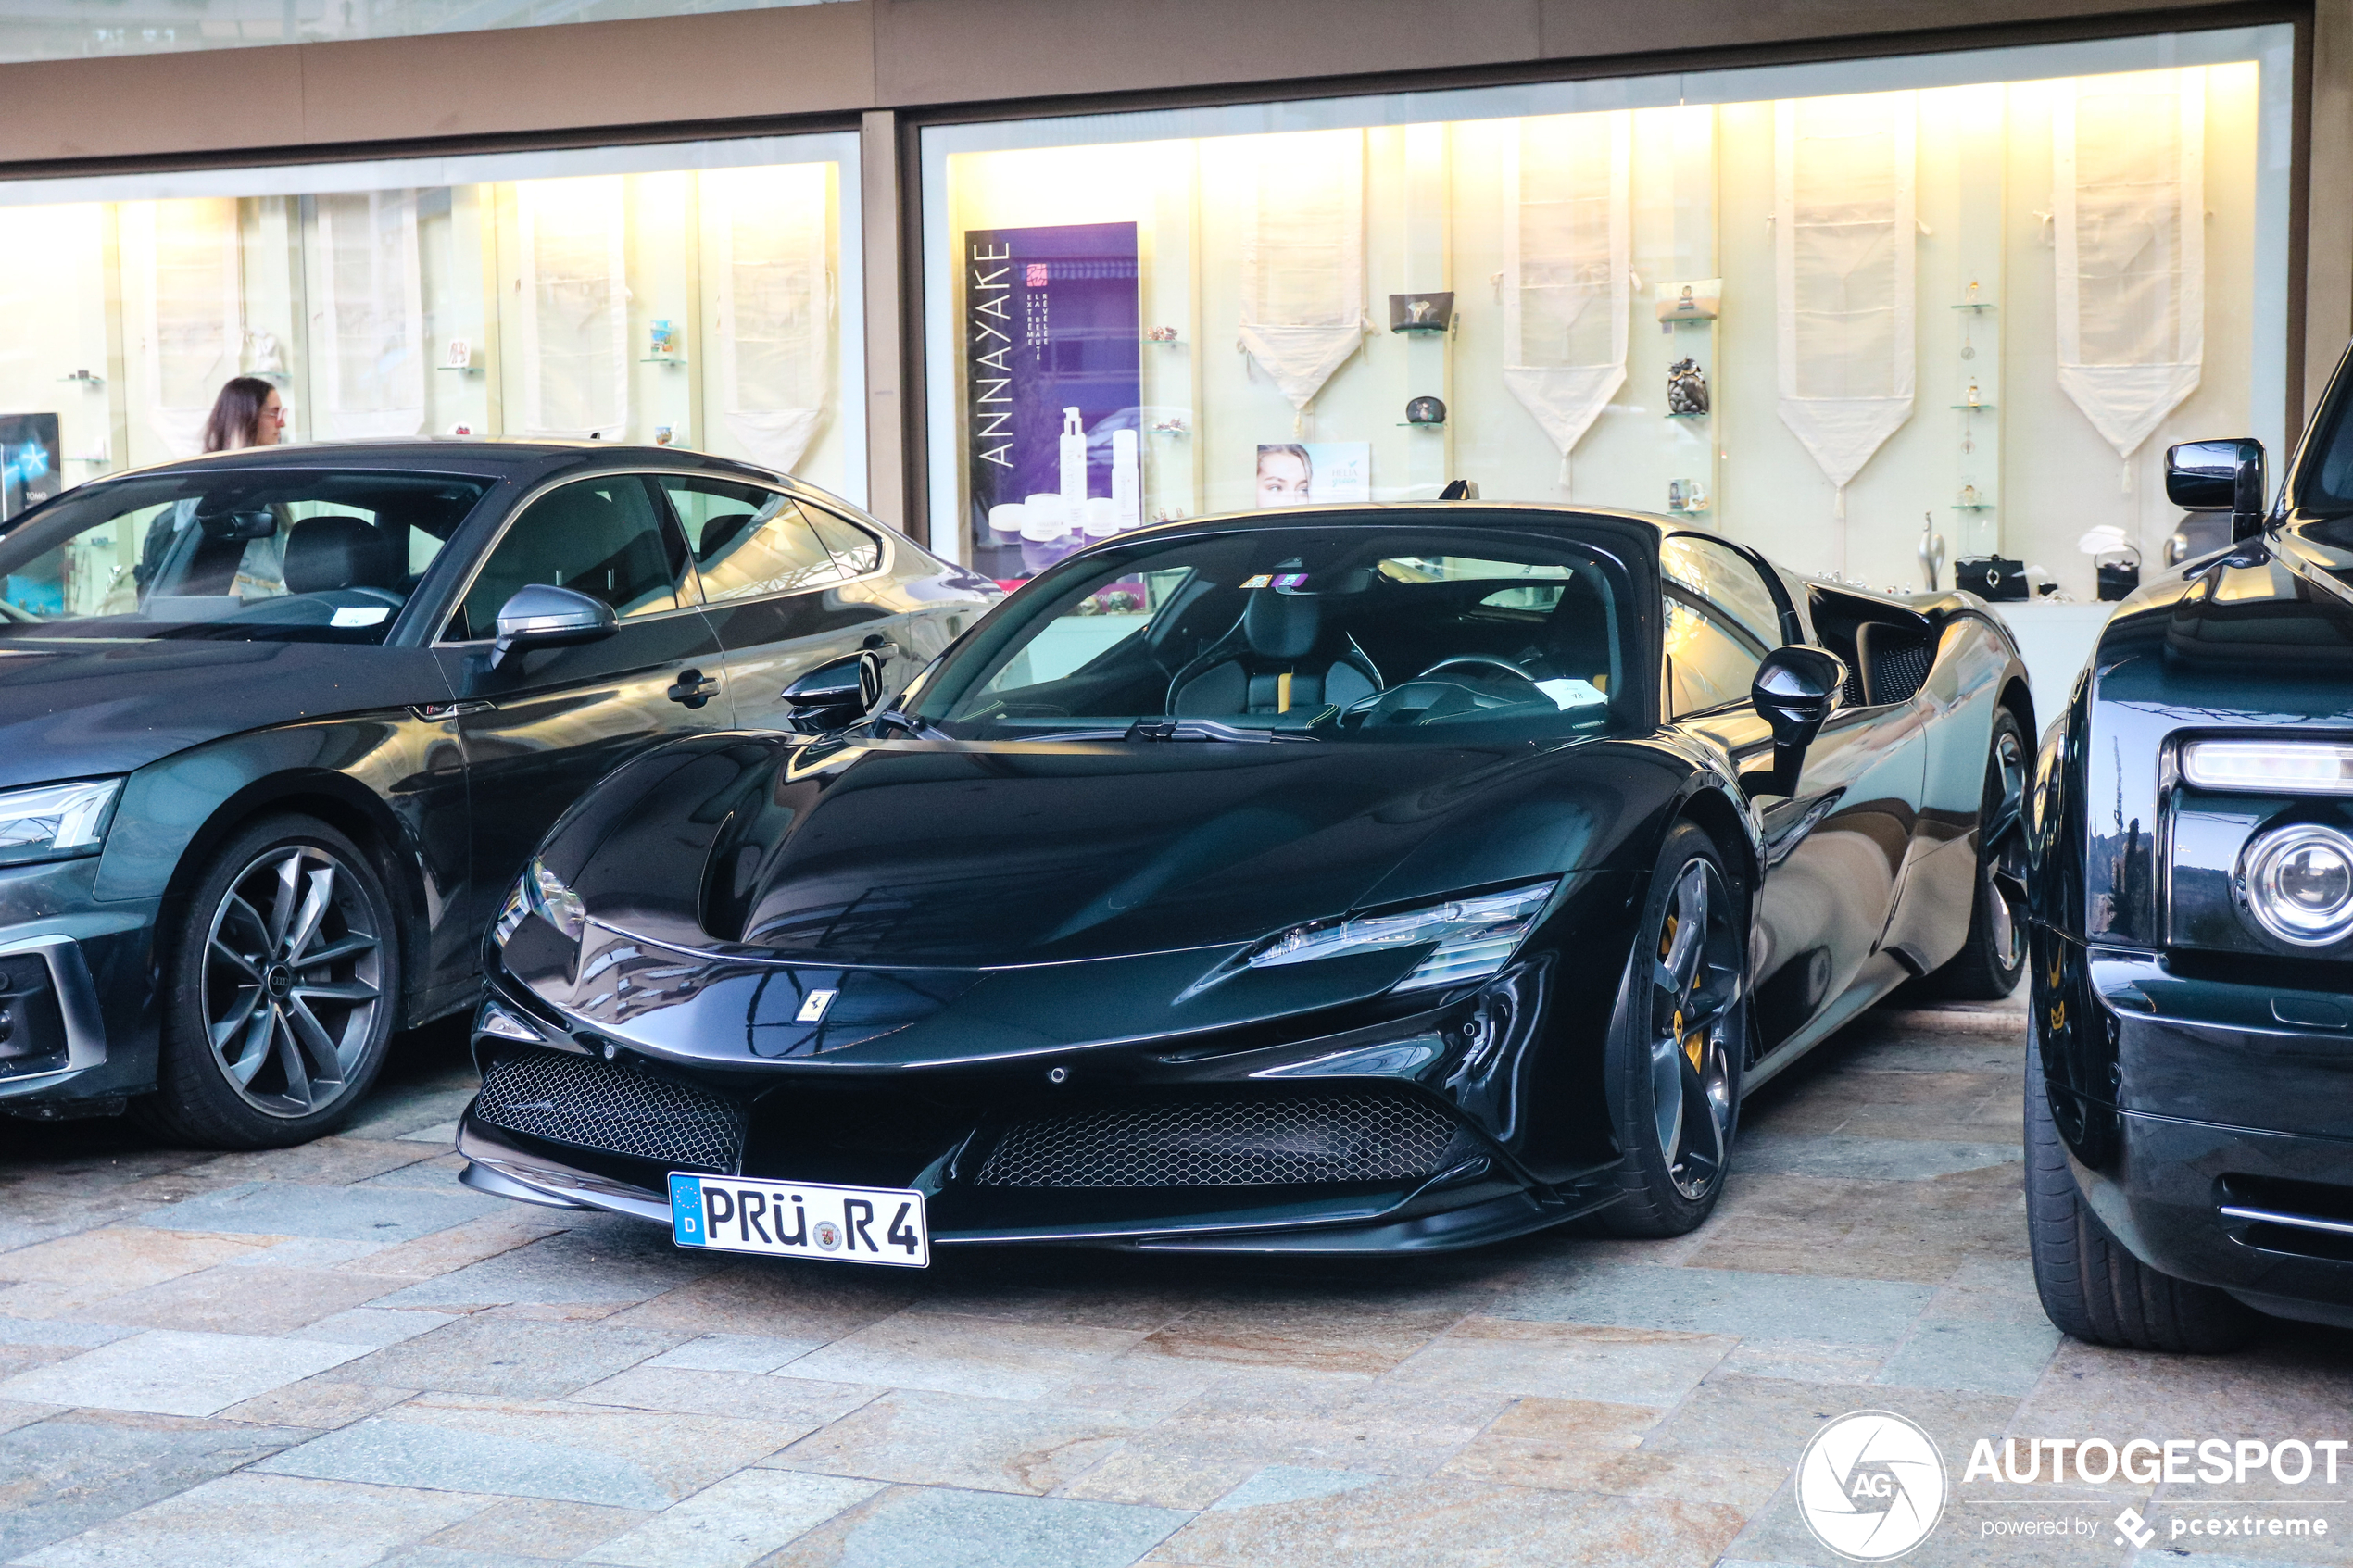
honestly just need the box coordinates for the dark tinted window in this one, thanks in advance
[462,475,686,635]
[807,507,883,576]
[0,468,488,643]
[660,475,844,603]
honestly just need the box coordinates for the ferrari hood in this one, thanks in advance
[553,733,1629,969]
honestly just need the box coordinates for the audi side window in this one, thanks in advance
[459,476,688,638]
[661,476,846,604]
[805,507,884,577]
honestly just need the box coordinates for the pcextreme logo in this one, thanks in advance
[1796,1411,1950,1562]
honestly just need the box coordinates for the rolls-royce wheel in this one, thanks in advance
[1595,821,1749,1237]
[136,814,399,1149]
[1919,706,2030,999]
[2025,1029,2255,1353]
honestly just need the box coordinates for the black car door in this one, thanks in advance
[655,474,913,731]
[434,471,732,934]
[1660,535,1927,1054]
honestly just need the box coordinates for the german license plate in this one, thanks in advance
[668,1173,928,1268]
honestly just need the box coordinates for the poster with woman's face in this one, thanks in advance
[1254,442,1369,507]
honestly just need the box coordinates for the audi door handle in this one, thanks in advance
[861,634,899,654]
[666,669,721,709]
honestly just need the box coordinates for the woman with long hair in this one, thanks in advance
[199,376,286,453]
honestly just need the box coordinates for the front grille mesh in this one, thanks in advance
[976,1095,1456,1188]
[475,1049,743,1171]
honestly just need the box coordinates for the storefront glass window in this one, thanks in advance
[922,28,2292,601]
[0,132,862,520]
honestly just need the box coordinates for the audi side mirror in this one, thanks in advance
[1745,645,1847,799]
[490,584,617,670]
[2165,438,2267,543]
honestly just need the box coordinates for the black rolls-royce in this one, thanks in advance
[2026,347,2353,1348]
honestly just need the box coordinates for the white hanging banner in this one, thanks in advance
[516,176,630,441]
[1502,111,1631,488]
[704,163,833,475]
[123,198,243,459]
[1775,93,1918,514]
[2055,69,2205,463]
[1237,129,1365,419]
[313,190,426,441]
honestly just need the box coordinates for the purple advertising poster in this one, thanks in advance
[964,221,1140,583]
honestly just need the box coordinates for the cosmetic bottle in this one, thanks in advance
[1059,408,1088,511]
[1111,429,1140,530]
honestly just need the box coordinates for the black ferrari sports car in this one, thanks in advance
[459,503,2031,1259]
[2024,346,2353,1348]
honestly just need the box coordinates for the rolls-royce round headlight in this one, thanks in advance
[2238,824,2353,946]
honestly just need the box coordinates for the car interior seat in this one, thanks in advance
[508,486,676,615]
[1528,571,1616,692]
[284,515,406,606]
[1165,589,1382,717]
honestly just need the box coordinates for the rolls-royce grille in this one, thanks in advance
[474,1050,743,1172]
[975,1095,1456,1188]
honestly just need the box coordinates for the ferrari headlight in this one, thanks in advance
[494,858,587,947]
[0,778,120,865]
[2184,740,2353,795]
[1247,881,1558,993]
[2238,824,2353,946]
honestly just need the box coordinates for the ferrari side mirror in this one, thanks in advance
[490,584,617,671]
[2165,438,2267,542]
[1745,645,1847,799]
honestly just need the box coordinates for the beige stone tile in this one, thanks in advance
[785,1311,1146,1401]
[346,1217,571,1280]
[2017,1330,2353,1442]
[0,1343,82,1379]
[1482,1394,1664,1448]
[764,1388,1155,1495]
[0,1226,280,1292]
[0,1396,62,1435]
[1136,1299,1463,1377]
[1103,1378,1509,1480]
[1714,1337,1889,1384]
[1055,1446,1263,1510]
[422,1495,657,1558]
[1151,1474,1746,1567]
[215,1377,416,1429]
[1443,1434,1789,1509]
[1386,1316,1735,1407]
[20,1471,490,1568]
[67,1265,408,1336]
[565,1365,880,1425]
[1643,1373,2024,1477]
[360,1392,815,1503]
[600,1261,919,1343]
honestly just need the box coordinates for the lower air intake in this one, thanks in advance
[976,1094,1456,1188]
[474,1049,743,1172]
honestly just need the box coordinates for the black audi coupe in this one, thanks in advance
[0,441,994,1146]
[460,504,2030,1261]
[2025,345,2353,1349]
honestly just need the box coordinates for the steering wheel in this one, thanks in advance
[1416,655,1542,688]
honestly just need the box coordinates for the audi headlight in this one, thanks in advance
[2237,824,2353,946]
[0,779,121,866]
[494,858,587,947]
[1247,881,1558,993]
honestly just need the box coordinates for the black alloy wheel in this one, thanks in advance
[2024,1028,2255,1353]
[1920,707,2031,999]
[1595,821,1749,1236]
[138,814,399,1149]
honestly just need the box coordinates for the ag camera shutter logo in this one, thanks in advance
[1797,1410,1949,1561]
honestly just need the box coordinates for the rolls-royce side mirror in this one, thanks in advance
[1744,645,1847,799]
[490,584,618,670]
[2165,438,2267,542]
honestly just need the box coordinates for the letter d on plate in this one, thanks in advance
[669,1173,705,1246]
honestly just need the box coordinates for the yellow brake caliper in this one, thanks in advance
[1661,914,1703,1070]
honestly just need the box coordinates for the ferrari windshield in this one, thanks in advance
[0,468,491,642]
[913,523,1636,743]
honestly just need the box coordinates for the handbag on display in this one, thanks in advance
[1956,555,2028,601]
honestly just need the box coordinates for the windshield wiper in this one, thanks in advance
[1122,718,1322,744]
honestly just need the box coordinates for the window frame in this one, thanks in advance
[645,474,899,611]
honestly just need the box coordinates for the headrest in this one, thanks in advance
[1243,589,1321,659]
[285,515,402,594]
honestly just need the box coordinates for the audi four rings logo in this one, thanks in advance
[1797,1411,1950,1561]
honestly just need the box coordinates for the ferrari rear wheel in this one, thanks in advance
[1595,822,1748,1237]
[1919,707,2029,999]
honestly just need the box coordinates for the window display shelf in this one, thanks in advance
[1950,403,1995,411]
[1952,503,1996,510]
[639,357,688,366]
[1667,411,1709,420]
[1952,302,1996,311]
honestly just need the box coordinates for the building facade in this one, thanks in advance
[0,0,2343,603]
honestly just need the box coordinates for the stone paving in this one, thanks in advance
[3,1000,2348,1568]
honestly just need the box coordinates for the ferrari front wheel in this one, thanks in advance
[1594,821,1749,1237]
